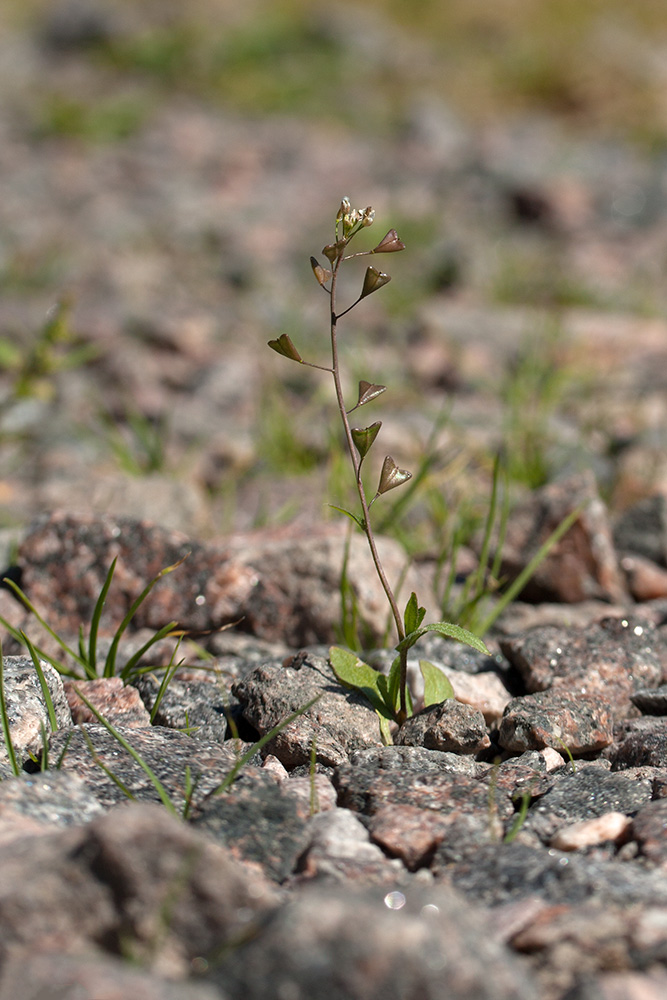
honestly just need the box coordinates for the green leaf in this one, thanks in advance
[396,621,490,656]
[376,673,393,714]
[267,334,303,363]
[378,714,393,745]
[387,654,401,711]
[419,660,454,707]
[351,422,382,461]
[329,646,392,719]
[403,592,426,635]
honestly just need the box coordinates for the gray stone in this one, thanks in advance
[0,802,276,974]
[0,770,104,829]
[232,650,383,768]
[0,952,223,1000]
[614,491,667,567]
[395,699,490,754]
[491,472,626,605]
[192,769,313,883]
[209,883,539,1000]
[499,689,614,755]
[611,719,667,769]
[519,768,653,844]
[631,684,667,715]
[0,655,71,768]
[629,799,667,866]
[47,724,260,811]
[564,970,667,1000]
[441,842,667,908]
[500,616,665,721]
[346,744,484,776]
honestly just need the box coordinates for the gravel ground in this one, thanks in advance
[2,6,667,998]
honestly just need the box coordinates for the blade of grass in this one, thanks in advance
[103,554,189,677]
[22,631,59,731]
[475,504,585,635]
[0,643,20,776]
[55,730,74,769]
[1,578,93,677]
[148,647,184,725]
[119,621,182,681]
[208,693,322,797]
[73,686,179,816]
[80,725,137,801]
[88,557,117,674]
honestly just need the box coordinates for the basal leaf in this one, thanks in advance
[420,659,454,707]
[329,646,392,719]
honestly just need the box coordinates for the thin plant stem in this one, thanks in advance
[329,254,408,720]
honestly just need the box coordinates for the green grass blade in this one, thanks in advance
[149,657,183,725]
[72,687,179,816]
[55,730,74,769]
[88,557,117,674]
[103,555,188,677]
[38,722,49,771]
[1,578,93,677]
[474,504,584,636]
[0,644,20,776]
[420,659,455,707]
[0,617,68,675]
[22,631,59,731]
[119,621,181,681]
[210,694,322,797]
[80,725,137,801]
[181,766,203,820]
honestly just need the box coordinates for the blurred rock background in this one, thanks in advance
[1,0,667,559]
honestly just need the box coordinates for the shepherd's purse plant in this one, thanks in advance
[268,198,489,741]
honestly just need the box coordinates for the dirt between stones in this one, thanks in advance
[0,505,664,999]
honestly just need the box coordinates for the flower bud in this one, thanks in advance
[371,229,405,253]
[362,206,375,227]
[337,197,351,222]
[342,207,364,236]
[360,266,391,299]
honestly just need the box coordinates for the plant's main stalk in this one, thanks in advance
[328,251,409,718]
[268,200,493,733]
